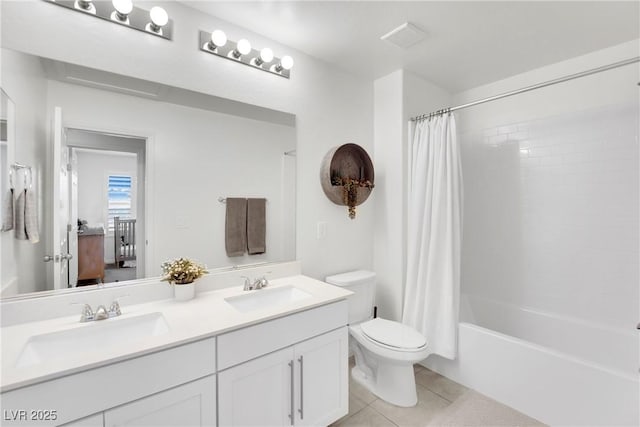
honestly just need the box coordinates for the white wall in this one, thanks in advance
[0,48,48,295]
[48,80,296,276]
[76,150,137,229]
[1,0,374,285]
[454,40,639,330]
[75,149,137,264]
[372,70,451,321]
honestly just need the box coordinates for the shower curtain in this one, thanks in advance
[402,114,463,360]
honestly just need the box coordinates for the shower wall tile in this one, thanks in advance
[459,102,639,330]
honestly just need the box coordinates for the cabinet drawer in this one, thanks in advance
[104,375,216,427]
[1,338,216,426]
[218,300,347,370]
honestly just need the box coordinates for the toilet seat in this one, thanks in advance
[360,318,427,350]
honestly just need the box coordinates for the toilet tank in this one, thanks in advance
[325,270,376,325]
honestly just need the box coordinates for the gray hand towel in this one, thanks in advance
[1,188,14,231]
[225,198,247,257]
[25,188,39,243]
[14,189,27,240]
[247,198,266,255]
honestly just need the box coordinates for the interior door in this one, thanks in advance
[68,147,78,287]
[51,106,70,289]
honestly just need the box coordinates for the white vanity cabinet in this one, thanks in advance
[104,375,216,427]
[59,413,104,427]
[217,301,349,427]
[294,328,348,426]
[1,338,216,427]
[59,374,216,427]
[218,347,295,426]
[2,297,350,427]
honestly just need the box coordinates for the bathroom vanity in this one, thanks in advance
[0,269,350,426]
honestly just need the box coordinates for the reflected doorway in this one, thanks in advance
[65,129,146,286]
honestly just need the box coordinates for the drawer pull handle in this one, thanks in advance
[298,356,304,420]
[289,360,295,425]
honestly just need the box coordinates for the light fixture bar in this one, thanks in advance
[199,30,291,79]
[43,0,173,40]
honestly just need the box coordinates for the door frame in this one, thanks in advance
[63,123,154,280]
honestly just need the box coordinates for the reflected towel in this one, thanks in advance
[225,198,247,257]
[14,189,27,240]
[25,188,39,243]
[247,198,266,255]
[1,188,14,232]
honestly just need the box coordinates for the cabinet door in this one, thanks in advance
[104,375,215,427]
[295,327,349,427]
[58,413,104,427]
[218,347,294,427]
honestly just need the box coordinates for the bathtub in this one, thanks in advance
[422,294,639,426]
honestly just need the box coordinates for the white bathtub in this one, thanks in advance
[423,294,639,426]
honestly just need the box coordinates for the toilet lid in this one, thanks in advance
[360,318,427,350]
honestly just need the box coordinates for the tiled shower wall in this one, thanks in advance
[459,101,639,330]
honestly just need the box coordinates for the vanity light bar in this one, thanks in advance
[199,30,293,79]
[43,0,173,40]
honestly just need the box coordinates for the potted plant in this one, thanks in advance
[161,257,208,301]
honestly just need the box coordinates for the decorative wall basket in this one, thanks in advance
[320,143,375,219]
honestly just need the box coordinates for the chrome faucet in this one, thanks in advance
[77,296,128,322]
[241,275,269,291]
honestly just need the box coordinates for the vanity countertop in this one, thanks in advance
[0,275,351,392]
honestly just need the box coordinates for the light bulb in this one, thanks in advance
[111,0,132,22]
[281,55,294,70]
[210,30,227,48]
[74,0,96,14]
[150,6,168,27]
[260,48,274,63]
[112,0,132,14]
[237,39,252,55]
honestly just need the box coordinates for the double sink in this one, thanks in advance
[15,284,312,368]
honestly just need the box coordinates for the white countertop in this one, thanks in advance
[0,275,351,392]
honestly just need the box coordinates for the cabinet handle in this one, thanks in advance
[298,356,304,420]
[288,360,295,425]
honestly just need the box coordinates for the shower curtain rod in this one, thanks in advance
[411,56,640,122]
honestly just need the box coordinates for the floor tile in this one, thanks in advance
[350,373,378,404]
[370,384,451,427]
[427,390,546,426]
[349,393,369,416]
[331,393,369,426]
[415,368,468,402]
[334,406,397,427]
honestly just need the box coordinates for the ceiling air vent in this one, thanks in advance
[380,22,427,49]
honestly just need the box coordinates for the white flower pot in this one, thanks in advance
[174,282,195,301]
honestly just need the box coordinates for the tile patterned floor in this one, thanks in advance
[333,360,545,427]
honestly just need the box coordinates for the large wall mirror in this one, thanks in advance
[0,47,296,299]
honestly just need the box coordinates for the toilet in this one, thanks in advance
[325,270,430,407]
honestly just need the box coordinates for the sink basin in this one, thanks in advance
[16,312,169,368]
[225,285,311,313]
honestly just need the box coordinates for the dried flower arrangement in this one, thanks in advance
[331,176,375,219]
[161,257,208,285]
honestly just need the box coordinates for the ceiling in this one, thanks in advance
[182,1,639,92]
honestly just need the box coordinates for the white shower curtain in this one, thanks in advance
[402,114,463,360]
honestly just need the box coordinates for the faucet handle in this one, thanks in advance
[109,301,122,316]
[241,276,254,290]
[77,303,94,322]
[257,276,269,289]
[109,294,129,317]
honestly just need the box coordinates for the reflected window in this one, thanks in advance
[107,174,132,232]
